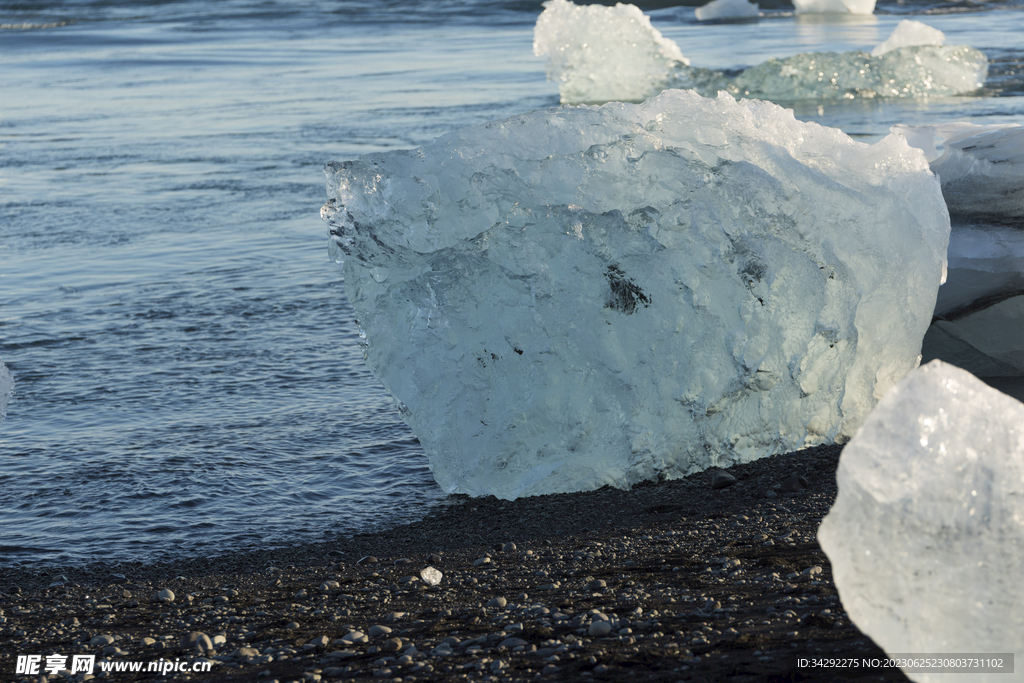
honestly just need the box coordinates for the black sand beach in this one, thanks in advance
[1,444,912,682]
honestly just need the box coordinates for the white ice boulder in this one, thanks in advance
[818,361,1024,682]
[535,1,986,104]
[695,0,759,22]
[0,358,12,427]
[893,122,1024,218]
[533,0,689,105]
[871,20,945,57]
[791,0,875,14]
[322,89,949,499]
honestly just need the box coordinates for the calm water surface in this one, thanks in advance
[2,0,1022,565]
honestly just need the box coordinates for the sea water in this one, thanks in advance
[2,0,1023,566]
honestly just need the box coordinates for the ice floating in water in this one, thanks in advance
[322,89,949,499]
[792,0,874,14]
[534,1,987,104]
[695,0,759,22]
[533,0,688,105]
[818,361,1024,683]
[893,122,1024,218]
[0,358,12,427]
[871,20,945,57]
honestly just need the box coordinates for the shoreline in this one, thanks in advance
[1,444,910,682]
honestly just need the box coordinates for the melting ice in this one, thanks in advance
[534,0,987,105]
[322,89,949,499]
[818,361,1024,682]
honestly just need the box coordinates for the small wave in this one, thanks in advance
[0,21,73,30]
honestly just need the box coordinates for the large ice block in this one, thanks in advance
[322,89,949,499]
[818,360,1024,682]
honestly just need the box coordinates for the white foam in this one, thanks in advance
[322,89,949,499]
[792,0,875,13]
[0,358,13,427]
[872,19,945,57]
[695,0,759,22]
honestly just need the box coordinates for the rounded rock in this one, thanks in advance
[90,634,116,647]
[588,620,613,637]
[381,637,403,652]
[154,588,175,603]
[487,596,508,608]
[711,471,738,489]
[368,625,392,637]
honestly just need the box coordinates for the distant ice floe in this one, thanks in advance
[0,358,13,427]
[871,19,945,57]
[695,0,759,22]
[323,89,949,499]
[819,361,1024,683]
[792,0,875,14]
[533,0,688,105]
[534,0,986,104]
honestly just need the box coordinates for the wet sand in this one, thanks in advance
[0,444,911,683]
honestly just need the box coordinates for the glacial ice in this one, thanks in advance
[322,89,949,499]
[534,1,987,105]
[695,0,759,22]
[533,0,689,105]
[818,361,1024,682]
[871,20,945,57]
[923,226,1024,377]
[0,358,12,427]
[792,0,874,14]
[893,123,1024,218]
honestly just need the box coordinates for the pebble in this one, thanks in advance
[711,471,738,489]
[181,631,214,653]
[502,542,517,552]
[487,596,508,608]
[357,556,379,565]
[589,621,613,637]
[154,588,175,603]
[368,625,392,637]
[781,474,810,492]
[473,557,492,567]
[90,634,116,647]
[381,637,403,652]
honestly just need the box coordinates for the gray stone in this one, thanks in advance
[780,474,809,492]
[711,471,737,489]
[154,589,175,603]
[588,621,613,637]
[90,634,116,647]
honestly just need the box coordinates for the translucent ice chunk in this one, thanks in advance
[893,123,1024,218]
[534,1,987,104]
[0,358,12,427]
[695,0,759,22]
[322,89,949,499]
[792,0,874,14]
[871,20,945,57]
[818,360,1024,682]
[533,0,689,106]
